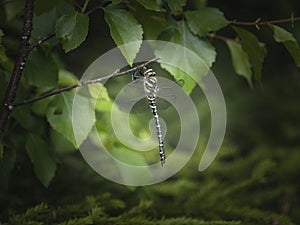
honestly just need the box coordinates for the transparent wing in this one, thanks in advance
[116,78,177,114]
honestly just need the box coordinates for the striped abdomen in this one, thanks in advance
[147,96,166,166]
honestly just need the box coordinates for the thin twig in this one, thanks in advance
[28,32,55,51]
[231,17,300,26]
[207,33,236,42]
[0,0,34,131]
[12,57,161,107]
[86,0,112,16]
[81,0,90,13]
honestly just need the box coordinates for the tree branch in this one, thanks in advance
[0,0,34,131]
[208,16,300,43]
[12,57,161,107]
[231,16,300,26]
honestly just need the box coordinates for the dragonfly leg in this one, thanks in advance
[132,71,143,80]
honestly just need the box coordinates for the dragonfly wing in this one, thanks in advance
[117,78,179,113]
[115,78,147,113]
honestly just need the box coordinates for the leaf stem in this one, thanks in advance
[207,33,238,43]
[81,0,90,13]
[12,57,161,107]
[231,16,300,26]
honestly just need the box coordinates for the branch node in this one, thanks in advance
[4,103,14,111]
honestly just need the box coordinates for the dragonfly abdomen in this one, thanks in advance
[147,96,166,166]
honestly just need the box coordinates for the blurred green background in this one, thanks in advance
[0,0,299,224]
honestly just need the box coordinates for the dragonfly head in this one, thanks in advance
[142,66,156,77]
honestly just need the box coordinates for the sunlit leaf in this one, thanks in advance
[226,40,252,87]
[95,100,113,112]
[88,83,111,101]
[47,92,95,148]
[156,21,216,94]
[233,26,266,82]
[104,8,143,66]
[58,69,79,86]
[135,0,160,11]
[26,134,56,187]
[55,12,89,52]
[185,8,229,37]
[269,25,300,67]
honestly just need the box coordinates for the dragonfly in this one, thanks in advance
[132,66,167,166]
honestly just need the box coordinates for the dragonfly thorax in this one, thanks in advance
[144,76,159,97]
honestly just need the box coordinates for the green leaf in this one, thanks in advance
[34,0,63,15]
[26,134,56,187]
[233,26,266,82]
[55,12,89,52]
[23,50,58,92]
[12,105,45,133]
[269,25,300,67]
[156,21,216,94]
[32,10,57,38]
[88,83,111,101]
[50,129,76,154]
[47,92,95,148]
[32,1,75,39]
[0,47,14,73]
[95,100,113,112]
[167,0,186,14]
[135,0,160,11]
[131,2,166,40]
[226,40,252,87]
[58,69,79,86]
[31,97,54,116]
[185,8,229,37]
[104,8,143,66]
[0,30,14,72]
[4,0,25,20]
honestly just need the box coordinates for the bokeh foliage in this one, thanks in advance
[0,0,300,224]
